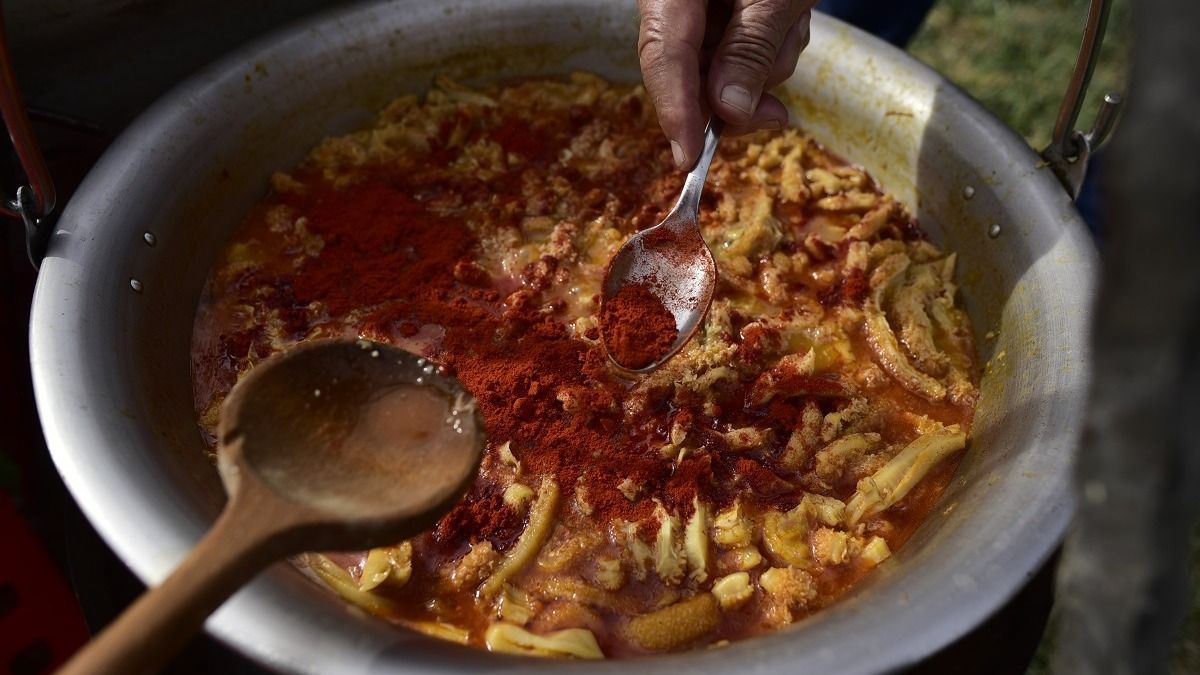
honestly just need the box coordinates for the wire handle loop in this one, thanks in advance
[0,11,56,267]
[1041,0,1124,200]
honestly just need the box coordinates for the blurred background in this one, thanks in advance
[909,0,1131,151]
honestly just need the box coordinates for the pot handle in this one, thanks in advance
[0,11,55,268]
[1041,0,1124,201]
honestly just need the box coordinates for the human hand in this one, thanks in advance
[638,0,816,168]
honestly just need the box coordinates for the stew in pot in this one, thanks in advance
[190,73,978,658]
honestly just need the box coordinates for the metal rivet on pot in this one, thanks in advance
[962,186,975,199]
[130,278,144,293]
[987,223,1002,239]
[143,232,157,246]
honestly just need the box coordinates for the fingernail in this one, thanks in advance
[720,84,754,115]
[764,118,784,131]
[670,140,685,167]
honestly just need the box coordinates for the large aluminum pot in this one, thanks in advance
[29,1,1096,672]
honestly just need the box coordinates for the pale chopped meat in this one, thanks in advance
[860,536,892,565]
[723,426,773,451]
[781,401,823,471]
[820,397,879,443]
[592,558,625,591]
[539,526,602,573]
[485,622,603,659]
[623,594,719,651]
[269,171,305,194]
[761,504,811,566]
[498,441,520,471]
[498,584,539,625]
[811,527,853,565]
[504,483,535,511]
[846,425,968,525]
[710,191,782,260]
[433,75,499,107]
[845,240,871,272]
[844,198,898,241]
[711,572,754,609]
[446,541,498,591]
[815,191,878,212]
[778,140,809,203]
[359,542,413,591]
[574,483,594,516]
[800,493,847,527]
[746,350,822,406]
[482,480,560,598]
[712,501,753,547]
[814,432,883,483]
[759,567,818,626]
[531,601,605,635]
[612,520,655,581]
[864,254,948,401]
[892,263,951,377]
[685,499,710,582]
[720,546,765,572]
[804,167,842,198]
[654,502,685,585]
[617,477,640,501]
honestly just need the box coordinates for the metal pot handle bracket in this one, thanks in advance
[0,11,55,268]
[1042,0,1125,200]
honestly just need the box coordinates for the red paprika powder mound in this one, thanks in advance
[600,282,677,369]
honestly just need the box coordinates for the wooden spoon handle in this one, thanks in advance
[59,497,286,675]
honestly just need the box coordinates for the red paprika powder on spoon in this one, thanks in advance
[600,280,678,369]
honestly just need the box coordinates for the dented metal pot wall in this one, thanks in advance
[28,2,1095,673]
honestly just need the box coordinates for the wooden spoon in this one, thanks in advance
[59,338,485,675]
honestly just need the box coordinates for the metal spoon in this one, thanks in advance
[59,339,485,675]
[601,118,723,374]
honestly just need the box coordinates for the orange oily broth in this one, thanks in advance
[191,75,978,658]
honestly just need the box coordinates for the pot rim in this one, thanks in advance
[30,2,1093,673]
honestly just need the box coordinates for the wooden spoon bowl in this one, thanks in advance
[60,339,485,675]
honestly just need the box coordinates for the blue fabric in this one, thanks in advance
[816,0,939,47]
[1075,153,1106,240]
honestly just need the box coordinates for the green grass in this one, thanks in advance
[907,3,1199,672]
[908,0,1132,150]
[1174,529,1200,674]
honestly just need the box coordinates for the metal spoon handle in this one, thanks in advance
[672,118,724,220]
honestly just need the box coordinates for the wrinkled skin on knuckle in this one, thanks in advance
[739,0,803,38]
[637,11,670,65]
[720,28,779,75]
[720,0,799,76]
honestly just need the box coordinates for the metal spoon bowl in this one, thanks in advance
[60,339,485,675]
[601,118,723,374]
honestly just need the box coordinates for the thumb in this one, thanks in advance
[707,0,807,127]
